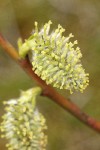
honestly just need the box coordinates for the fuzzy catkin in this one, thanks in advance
[0,87,47,150]
[18,21,89,93]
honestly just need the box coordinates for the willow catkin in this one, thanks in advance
[18,21,89,93]
[0,87,47,150]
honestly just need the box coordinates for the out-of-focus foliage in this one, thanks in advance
[0,0,100,150]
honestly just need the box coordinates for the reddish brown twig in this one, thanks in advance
[0,33,100,133]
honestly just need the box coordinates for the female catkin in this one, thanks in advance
[18,21,89,93]
[0,87,47,150]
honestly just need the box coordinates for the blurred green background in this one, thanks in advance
[0,0,100,149]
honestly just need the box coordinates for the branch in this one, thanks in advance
[0,33,100,133]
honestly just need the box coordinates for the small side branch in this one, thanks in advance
[0,33,100,133]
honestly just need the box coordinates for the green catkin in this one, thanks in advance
[0,87,48,150]
[18,21,89,93]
